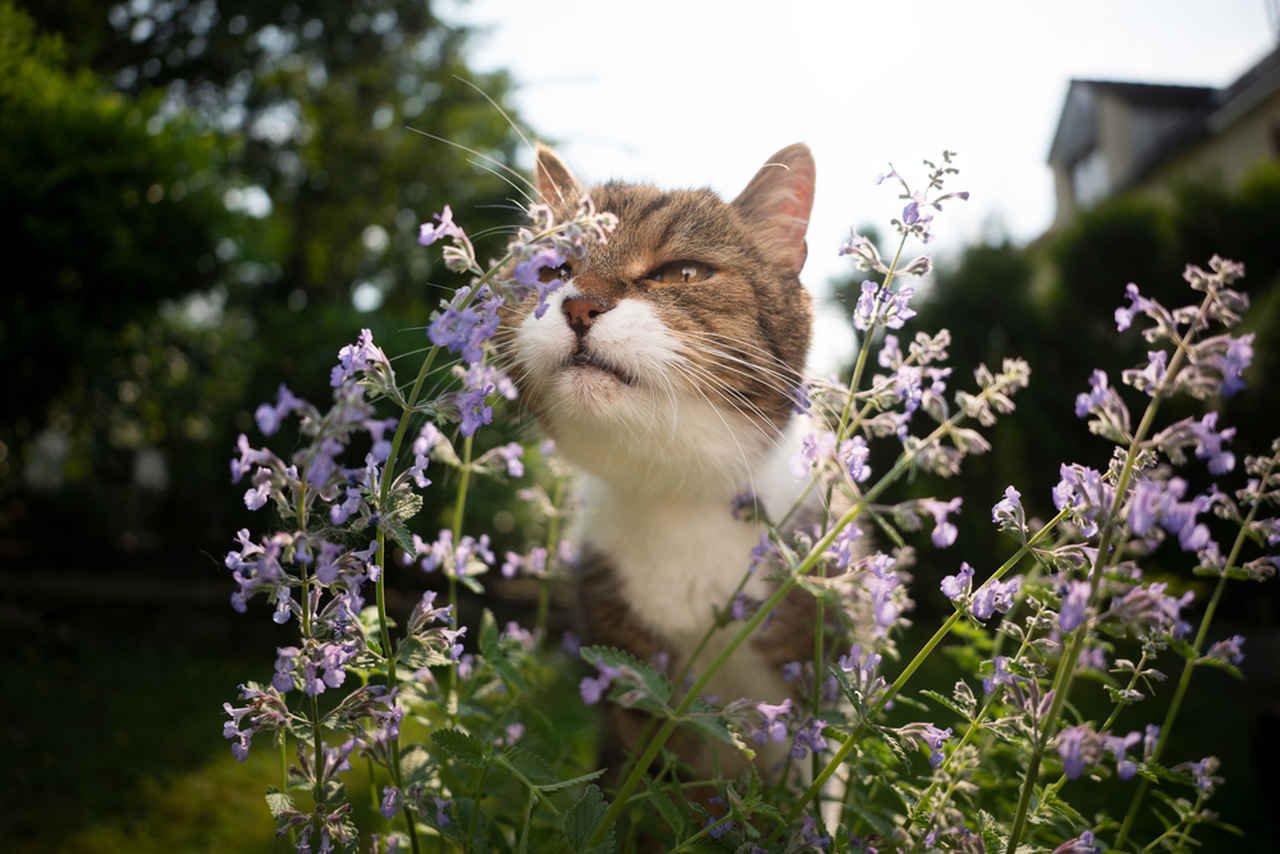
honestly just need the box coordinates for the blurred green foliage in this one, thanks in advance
[0,1,532,563]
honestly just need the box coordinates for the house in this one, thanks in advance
[1046,44,1280,228]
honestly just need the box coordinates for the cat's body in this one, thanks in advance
[501,144,821,774]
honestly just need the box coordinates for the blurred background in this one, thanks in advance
[2,0,1278,850]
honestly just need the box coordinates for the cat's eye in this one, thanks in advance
[644,260,714,286]
[538,263,572,283]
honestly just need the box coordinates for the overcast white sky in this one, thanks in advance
[444,0,1277,370]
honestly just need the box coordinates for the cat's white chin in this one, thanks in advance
[513,288,776,496]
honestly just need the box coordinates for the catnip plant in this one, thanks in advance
[221,152,1277,853]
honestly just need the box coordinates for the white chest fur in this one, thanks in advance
[574,419,809,706]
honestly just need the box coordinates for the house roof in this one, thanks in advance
[1046,43,1280,180]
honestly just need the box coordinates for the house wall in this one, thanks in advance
[1139,88,1280,199]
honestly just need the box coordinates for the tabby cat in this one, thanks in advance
[502,143,821,775]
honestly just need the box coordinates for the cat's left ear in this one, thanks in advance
[732,143,815,276]
[535,144,583,207]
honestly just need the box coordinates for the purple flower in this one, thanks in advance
[441,627,467,661]
[330,328,389,388]
[1188,412,1236,475]
[790,430,837,479]
[838,435,871,482]
[790,718,828,759]
[1123,350,1168,396]
[753,699,793,745]
[380,786,402,819]
[428,285,503,366]
[1052,831,1101,854]
[492,442,525,477]
[1053,464,1113,538]
[940,562,974,601]
[1074,370,1109,419]
[1179,756,1221,792]
[1055,725,1100,779]
[1205,634,1245,666]
[418,205,464,246]
[579,663,621,705]
[1060,580,1091,632]
[971,576,1021,620]
[1107,581,1194,639]
[992,485,1025,534]
[254,385,304,436]
[853,280,917,332]
[983,655,1016,694]
[1103,731,1142,780]
[433,797,452,828]
[1114,282,1152,332]
[924,497,962,548]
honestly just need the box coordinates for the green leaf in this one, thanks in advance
[579,645,672,707]
[387,489,424,523]
[265,788,294,819]
[1195,656,1244,680]
[646,784,687,838]
[479,609,500,658]
[432,728,489,768]
[400,744,434,786]
[503,746,559,787]
[563,785,614,852]
[533,767,608,793]
[385,520,417,557]
[975,809,1008,852]
[920,688,972,721]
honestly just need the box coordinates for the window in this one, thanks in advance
[1072,148,1109,208]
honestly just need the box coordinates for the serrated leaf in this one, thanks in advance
[563,784,613,852]
[580,645,672,707]
[432,728,489,768]
[1195,656,1244,680]
[503,746,558,787]
[400,744,433,786]
[534,767,608,793]
[479,609,500,657]
[387,490,424,522]
[647,784,687,837]
[920,688,972,721]
[975,809,1008,851]
[385,520,417,557]
[265,789,294,819]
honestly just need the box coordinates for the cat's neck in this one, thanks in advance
[574,414,810,517]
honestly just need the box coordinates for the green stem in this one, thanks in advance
[445,433,475,711]
[1006,293,1214,854]
[1115,455,1272,848]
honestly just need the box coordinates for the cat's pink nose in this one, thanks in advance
[562,297,612,338]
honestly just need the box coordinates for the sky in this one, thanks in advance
[444,0,1277,371]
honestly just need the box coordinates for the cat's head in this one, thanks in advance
[500,144,815,495]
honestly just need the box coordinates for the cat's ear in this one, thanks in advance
[732,143,815,276]
[535,144,583,207]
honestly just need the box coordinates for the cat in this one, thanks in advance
[500,143,822,777]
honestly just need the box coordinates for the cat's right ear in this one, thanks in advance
[732,143,816,277]
[535,145,583,207]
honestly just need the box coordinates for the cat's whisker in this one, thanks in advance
[672,330,803,383]
[450,75,536,157]
[678,327,806,373]
[670,360,779,448]
[670,362,760,493]
[404,126,536,199]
